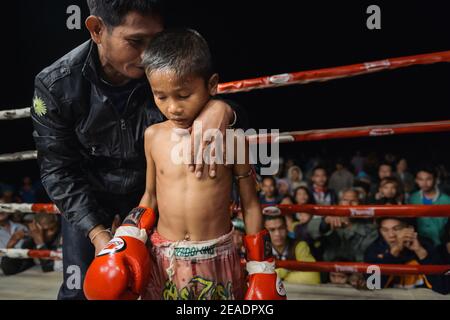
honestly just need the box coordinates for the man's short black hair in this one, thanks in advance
[377,217,417,230]
[263,214,286,226]
[142,28,214,82]
[261,176,277,186]
[378,162,393,170]
[416,165,437,178]
[312,166,327,176]
[87,0,165,28]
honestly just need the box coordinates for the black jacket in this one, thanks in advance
[31,40,245,236]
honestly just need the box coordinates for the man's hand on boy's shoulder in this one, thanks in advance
[189,99,235,179]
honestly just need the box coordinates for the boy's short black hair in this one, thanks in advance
[142,28,214,82]
[87,0,165,29]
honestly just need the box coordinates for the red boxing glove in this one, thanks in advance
[84,207,156,300]
[243,229,287,300]
[83,236,151,300]
[116,206,157,240]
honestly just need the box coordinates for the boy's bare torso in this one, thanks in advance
[149,121,233,241]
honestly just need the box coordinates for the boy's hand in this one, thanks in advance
[189,99,234,179]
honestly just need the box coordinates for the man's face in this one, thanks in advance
[312,169,327,187]
[339,190,359,205]
[262,178,276,198]
[265,218,287,248]
[277,181,289,195]
[39,221,59,244]
[379,219,403,246]
[416,171,435,193]
[99,12,163,80]
[149,70,216,129]
[380,182,397,199]
[378,165,392,180]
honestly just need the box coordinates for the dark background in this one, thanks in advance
[1,0,450,186]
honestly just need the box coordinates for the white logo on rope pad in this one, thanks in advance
[269,73,291,84]
[350,208,375,217]
[369,128,395,136]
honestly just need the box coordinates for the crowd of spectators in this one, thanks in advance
[232,151,450,294]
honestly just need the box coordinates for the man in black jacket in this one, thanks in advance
[31,0,244,299]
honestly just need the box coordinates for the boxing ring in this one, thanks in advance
[1,49,450,297]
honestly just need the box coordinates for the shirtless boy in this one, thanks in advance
[84,29,286,300]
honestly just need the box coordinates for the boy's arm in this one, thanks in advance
[233,141,262,235]
[234,136,286,300]
[139,127,157,210]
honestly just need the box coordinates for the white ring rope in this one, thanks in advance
[0,203,60,214]
[0,150,37,162]
[0,108,31,120]
[0,248,62,260]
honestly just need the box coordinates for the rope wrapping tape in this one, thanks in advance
[0,248,62,260]
[0,108,30,120]
[276,260,450,276]
[218,50,450,94]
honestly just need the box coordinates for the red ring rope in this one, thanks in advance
[247,120,450,144]
[276,260,450,276]
[261,204,450,218]
[218,50,450,94]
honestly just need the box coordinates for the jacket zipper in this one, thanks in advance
[120,86,140,192]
